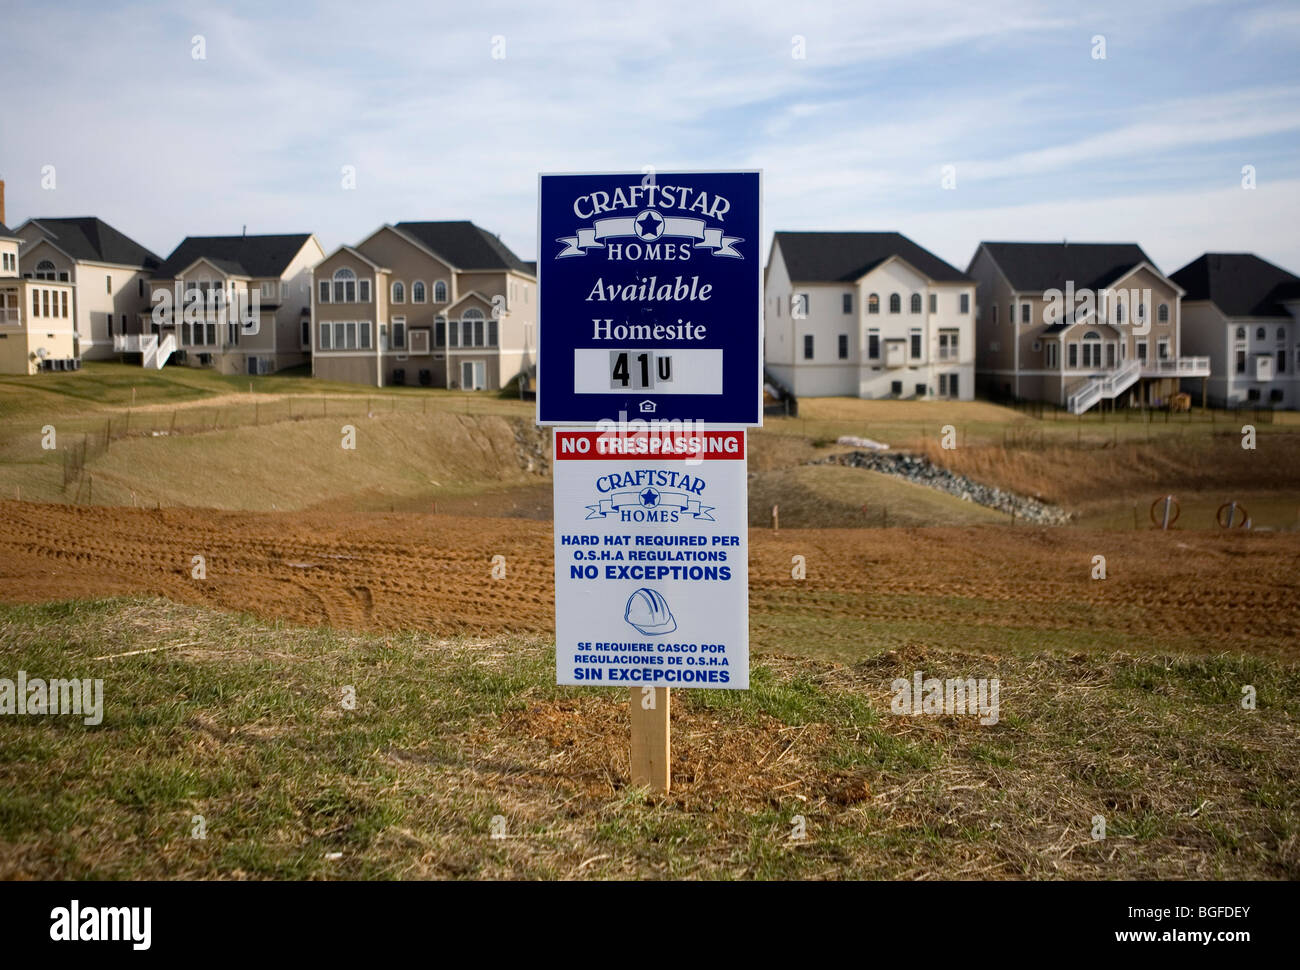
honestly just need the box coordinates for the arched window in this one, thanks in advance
[412,281,426,303]
[1236,327,1246,340]
[433,280,448,303]
[910,293,922,313]
[332,267,356,303]
[1256,327,1266,340]
[35,260,57,280]
[1277,327,1286,340]
[462,307,485,348]
[889,293,901,313]
[1157,303,1169,323]
[867,293,879,314]
[392,281,405,304]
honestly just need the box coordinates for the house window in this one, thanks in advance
[960,293,970,314]
[1046,342,1058,368]
[803,334,814,360]
[35,260,57,281]
[392,281,405,304]
[61,292,68,317]
[938,329,958,360]
[106,275,112,294]
[1157,337,1169,360]
[793,293,809,317]
[1158,303,1169,323]
[1136,340,1148,362]
[301,319,310,347]
[889,294,901,313]
[939,373,959,397]
[488,319,498,346]
[915,383,927,397]
[1116,302,1126,324]
[1236,349,1246,373]
[392,318,407,349]
[1236,327,1246,340]
[333,268,356,303]
[359,322,372,349]
[909,329,922,359]
[929,293,937,314]
[435,316,446,347]
[318,280,330,303]
[910,293,922,313]
[867,329,880,359]
[1136,301,1146,321]
[433,280,448,304]
[838,334,849,359]
[1082,333,1101,367]
[1255,327,1265,341]
[1068,343,1078,368]
[891,381,902,396]
[319,322,332,350]
[1278,350,1287,374]
[868,293,879,314]
[992,304,998,325]
[1021,302,1030,324]
[1247,388,1261,401]
[413,281,426,303]
[842,293,852,314]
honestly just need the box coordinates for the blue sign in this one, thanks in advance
[537,171,762,426]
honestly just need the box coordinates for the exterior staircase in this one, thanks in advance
[1066,358,1141,414]
[113,333,177,370]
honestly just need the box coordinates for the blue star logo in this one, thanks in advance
[634,209,665,241]
[639,487,659,506]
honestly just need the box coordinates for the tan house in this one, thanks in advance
[0,215,76,375]
[129,234,324,373]
[968,242,1210,412]
[13,215,160,360]
[311,221,536,389]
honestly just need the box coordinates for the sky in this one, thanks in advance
[2,0,1299,275]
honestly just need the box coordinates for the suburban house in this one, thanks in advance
[12,215,160,360]
[967,242,1209,412]
[311,221,536,390]
[127,234,324,373]
[764,231,976,400]
[0,210,76,375]
[1171,253,1300,409]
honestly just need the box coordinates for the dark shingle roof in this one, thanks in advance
[0,221,16,239]
[393,221,531,274]
[24,217,160,269]
[980,242,1154,292]
[774,231,969,283]
[154,234,314,280]
[1170,253,1300,318]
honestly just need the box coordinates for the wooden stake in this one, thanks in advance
[630,687,670,793]
[771,503,779,531]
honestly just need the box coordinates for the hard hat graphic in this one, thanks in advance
[624,587,677,636]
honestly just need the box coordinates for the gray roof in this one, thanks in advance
[25,217,160,269]
[0,221,16,239]
[393,221,532,275]
[1170,253,1300,319]
[774,231,969,283]
[154,234,314,280]
[980,241,1154,292]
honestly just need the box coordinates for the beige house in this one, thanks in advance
[129,234,324,374]
[765,232,976,400]
[311,221,536,389]
[13,215,160,360]
[968,242,1210,412]
[0,216,76,375]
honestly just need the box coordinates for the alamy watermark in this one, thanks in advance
[0,671,103,726]
[891,670,1000,725]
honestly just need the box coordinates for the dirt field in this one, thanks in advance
[1,501,1296,660]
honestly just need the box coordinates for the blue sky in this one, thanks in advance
[2,0,1298,275]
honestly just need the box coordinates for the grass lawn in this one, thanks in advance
[1,598,1295,880]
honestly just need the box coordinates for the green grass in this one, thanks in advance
[0,597,1295,880]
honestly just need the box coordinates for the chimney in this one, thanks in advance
[242,224,246,237]
[0,179,6,226]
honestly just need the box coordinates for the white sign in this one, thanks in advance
[552,429,749,689]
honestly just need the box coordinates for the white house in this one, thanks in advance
[1171,253,1300,409]
[765,232,975,400]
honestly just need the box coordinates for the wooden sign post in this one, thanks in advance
[630,687,671,792]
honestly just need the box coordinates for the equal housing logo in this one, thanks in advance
[0,671,103,726]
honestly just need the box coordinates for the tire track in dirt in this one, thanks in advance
[0,501,1296,656]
